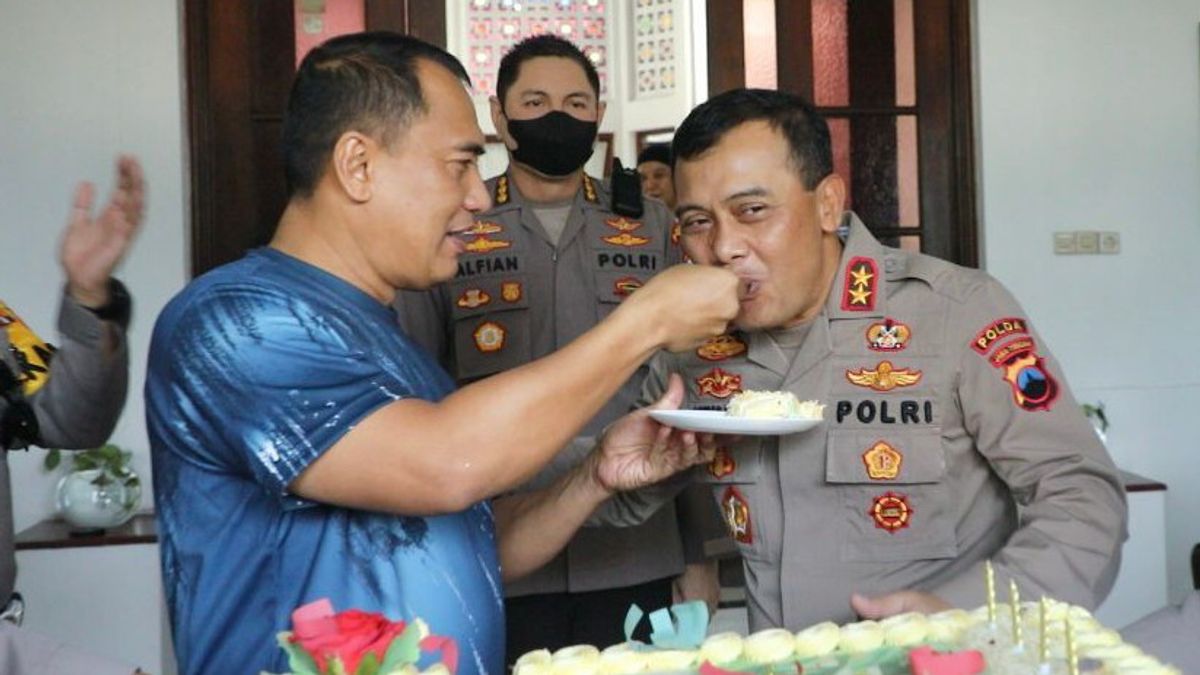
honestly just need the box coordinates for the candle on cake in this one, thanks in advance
[985,560,997,625]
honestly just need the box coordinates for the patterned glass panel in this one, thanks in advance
[828,115,920,230]
[812,0,848,107]
[812,0,916,107]
[466,0,610,99]
[294,0,364,68]
[743,0,777,90]
[894,0,915,106]
[632,0,679,98]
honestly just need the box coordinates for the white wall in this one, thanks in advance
[0,0,187,556]
[975,0,1200,606]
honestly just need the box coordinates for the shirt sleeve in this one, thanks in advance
[156,285,402,503]
[28,287,129,449]
[931,276,1127,610]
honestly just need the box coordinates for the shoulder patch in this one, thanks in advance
[971,317,1028,355]
[987,336,1059,412]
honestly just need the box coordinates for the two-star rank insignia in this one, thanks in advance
[455,288,491,309]
[845,361,922,392]
[501,281,522,303]
[696,334,747,362]
[841,257,878,311]
[473,321,506,353]
[869,491,913,533]
[494,175,510,205]
[603,217,650,247]
[695,368,743,399]
[708,447,736,479]
[862,441,903,480]
[721,486,753,544]
[582,174,598,203]
[866,318,911,352]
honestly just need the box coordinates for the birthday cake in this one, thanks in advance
[512,597,1179,675]
[725,390,824,419]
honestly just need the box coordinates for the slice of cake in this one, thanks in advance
[725,390,824,419]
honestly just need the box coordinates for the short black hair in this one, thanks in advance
[282,31,470,197]
[637,143,673,169]
[496,34,600,109]
[672,88,832,190]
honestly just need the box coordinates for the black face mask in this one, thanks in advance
[505,110,598,177]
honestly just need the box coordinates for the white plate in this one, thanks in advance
[648,409,823,436]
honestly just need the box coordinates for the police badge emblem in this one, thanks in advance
[866,318,911,352]
[869,491,913,533]
[473,321,506,353]
[501,281,522,303]
[721,486,753,544]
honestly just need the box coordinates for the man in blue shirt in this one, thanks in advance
[146,33,739,675]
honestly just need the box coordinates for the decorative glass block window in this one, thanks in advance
[465,0,610,99]
[632,0,677,98]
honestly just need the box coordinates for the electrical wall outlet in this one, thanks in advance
[1076,230,1100,254]
[1099,231,1120,254]
[1053,231,1078,254]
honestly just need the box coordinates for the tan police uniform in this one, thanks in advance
[641,213,1127,631]
[397,171,694,598]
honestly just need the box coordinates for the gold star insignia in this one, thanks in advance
[849,286,872,306]
[850,265,874,287]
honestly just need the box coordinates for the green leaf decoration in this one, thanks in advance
[43,449,61,471]
[354,652,381,675]
[330,658,349,675]
[276,632,321,675]
[379,624,423,672]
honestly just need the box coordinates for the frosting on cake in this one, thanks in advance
[725,390,824,419]
[513,598,1179,674]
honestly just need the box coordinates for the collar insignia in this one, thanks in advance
[841,257,878,311]
[494,175,510,205]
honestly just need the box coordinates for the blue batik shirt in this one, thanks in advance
[146,248,504,675]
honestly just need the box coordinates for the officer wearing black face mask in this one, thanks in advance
[395,34,723,665]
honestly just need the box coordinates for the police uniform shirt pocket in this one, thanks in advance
[826,428,959,563]
[448,276,532,381]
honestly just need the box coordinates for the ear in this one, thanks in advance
[815,173,847,234]
[595,100,607,128]
[330,131,374,203]
[489,96,516,150]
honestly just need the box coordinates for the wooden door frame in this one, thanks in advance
[185,0,447,278]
